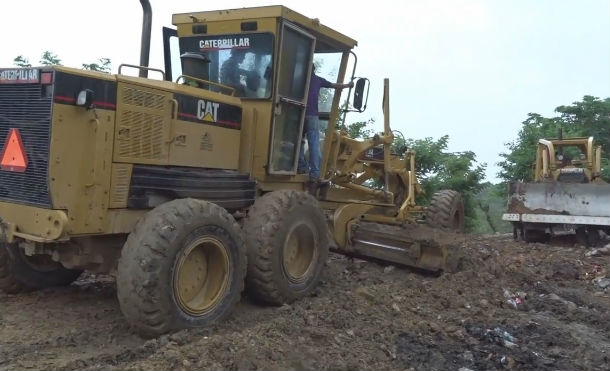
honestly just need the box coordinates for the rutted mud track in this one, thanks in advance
[1,234,609,371]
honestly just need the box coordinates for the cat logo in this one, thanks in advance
[197,100,219,122]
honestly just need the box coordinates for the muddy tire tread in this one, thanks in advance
[245,190,329,305]
[116,199,246,337]
[426,190,464,232]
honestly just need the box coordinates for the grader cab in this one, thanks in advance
[0,1,463,335]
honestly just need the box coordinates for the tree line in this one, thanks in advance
[13,51,111,73]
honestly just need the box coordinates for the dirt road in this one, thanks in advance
[1,234,609,371]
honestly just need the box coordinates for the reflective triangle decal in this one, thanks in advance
[0,128,28,172]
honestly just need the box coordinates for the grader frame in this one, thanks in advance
[0,2,463,336]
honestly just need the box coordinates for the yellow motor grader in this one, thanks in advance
[0,1,463,336]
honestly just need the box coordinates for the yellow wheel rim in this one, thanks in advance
[174,236,230,316]
[282,222,317,283]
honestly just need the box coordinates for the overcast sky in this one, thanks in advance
[2,0,608,182]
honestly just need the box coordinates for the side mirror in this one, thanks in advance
[76,89,94,109]
[352,78,369,112]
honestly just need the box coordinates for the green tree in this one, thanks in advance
[13,55,31,68]
[339,118,375,139]
[82,58,112,73]
[498,95,610,182]
[405,135,486,230]
[40,51,62,66]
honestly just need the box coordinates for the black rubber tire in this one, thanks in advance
[0,243,82,294]
[0,245,25,294]
[576,226,600,247]
[523,228,551,243]
[426,190,465,232]
[512,223,523,242]
[244,190,329,305]
[116,198,246,337]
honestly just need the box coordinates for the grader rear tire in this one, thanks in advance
[0,243,82,294]
[116,199,246,337]
[0,246,25,294]
[426,190,465,232]
[244,190,329,305]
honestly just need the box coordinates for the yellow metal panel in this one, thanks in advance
[54,66,116,82]
[113,82,172,164]
[239,101,273,178]
[172,6,357,49]
[109,164,133,208]
[177,18,277,37]
[0,202,68,242]
[49,104,114,234]
[169,120,240,169]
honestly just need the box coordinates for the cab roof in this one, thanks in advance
[172,5,357,52]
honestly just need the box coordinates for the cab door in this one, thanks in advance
[268,22,316,175]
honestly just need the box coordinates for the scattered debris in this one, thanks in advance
[593,277,610,289]
[486,327,518,349]
[585,245,610,257]
[504,289,527,310]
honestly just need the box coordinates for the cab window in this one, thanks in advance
[179,33,273,98]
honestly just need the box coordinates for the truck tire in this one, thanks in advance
[426,190,465,232]
[116,199,246,337]
[576,226,600,247]
[0,243,82,294]
[512,223,523,242]
[244,190,329,305]
[523,227,551,243]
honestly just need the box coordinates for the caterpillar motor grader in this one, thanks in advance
[0,1,463,336]
[503,134,609,244]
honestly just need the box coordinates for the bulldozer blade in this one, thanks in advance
[345,221,462,273]
[507,182,610,218]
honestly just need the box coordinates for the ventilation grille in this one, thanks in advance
[117,111,165,159]
[0,84,52,207]
[109,164,132,208]
[116,86,168,161]
[122,87,166,109]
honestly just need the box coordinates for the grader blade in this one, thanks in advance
[347,222,462,273]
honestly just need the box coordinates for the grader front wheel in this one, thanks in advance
[244,190,329,305]
[116,199,246,337]
[426,190,465,232]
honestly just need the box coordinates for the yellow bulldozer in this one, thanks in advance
[503,134,609,244]
[0,1,463,336]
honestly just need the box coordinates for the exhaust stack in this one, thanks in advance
[139,0,152,78]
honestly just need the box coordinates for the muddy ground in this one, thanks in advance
[1,234,609,371]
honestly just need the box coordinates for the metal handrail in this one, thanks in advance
[118,64,165,79]
[175,75,236,96]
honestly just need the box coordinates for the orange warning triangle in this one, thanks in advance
[1,128,28,172]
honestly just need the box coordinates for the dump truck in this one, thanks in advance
[502,135,610,244]
[0,1,464,336]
